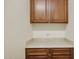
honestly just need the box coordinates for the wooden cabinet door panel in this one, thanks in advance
[26,48,49,56]
[49,0,68,23]
[52,56,72,59]
[28,56,48,59]
[51,48,72,56]
[51,48,72,53]
[51,48,73,59]
[30,0,48,23]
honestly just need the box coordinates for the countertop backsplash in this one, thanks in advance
[32,30,65,38]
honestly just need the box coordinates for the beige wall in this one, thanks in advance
[65,0,74,41]
[4,0,32,59]
[32,24,66,31]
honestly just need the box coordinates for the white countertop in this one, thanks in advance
[26,38,73,48]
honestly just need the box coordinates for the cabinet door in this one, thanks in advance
[49,0,68,23]
[27,56,48,59]
[51,48,73,59]
[26,48,49,56]
[30,0,48,23]
[52,56,72,59]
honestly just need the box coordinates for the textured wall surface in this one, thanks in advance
[65,0,74,41]
[4,0,32,59]
[32,31,65,38]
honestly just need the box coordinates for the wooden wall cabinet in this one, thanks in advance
[30,0,68,23]
[25,48,74,59]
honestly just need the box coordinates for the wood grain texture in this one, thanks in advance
[30,0,68,23]
[49,0,68,23]
[26,48,49,56]
[52,56,72,59]
[25,48,74,59]
[30,0,49,23]
[27,56,48,59]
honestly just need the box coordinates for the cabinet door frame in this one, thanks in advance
[30,0,49,23]
[48,0,68,23]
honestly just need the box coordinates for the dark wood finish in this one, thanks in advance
[27,56,48,59]
[26,48,73,59]
[51,48,73,59]
[49,0,68,23]
[30,0,49,23]
[51,48,72,55]
[30,0,68,23]
[26,48,49,56]
[52,56,72,59]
